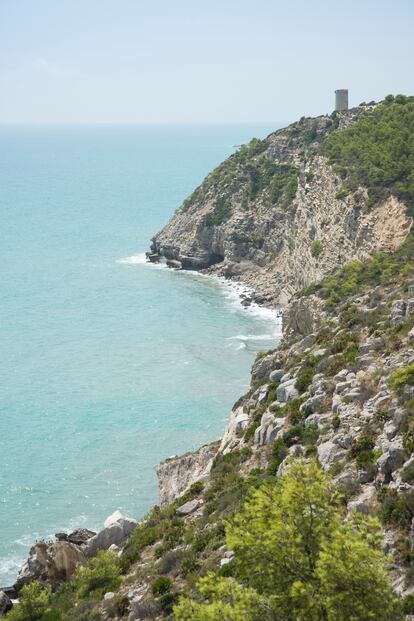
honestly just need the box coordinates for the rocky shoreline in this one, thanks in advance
[0,511,137,609]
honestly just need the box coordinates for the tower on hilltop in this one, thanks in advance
[335,89,349,111]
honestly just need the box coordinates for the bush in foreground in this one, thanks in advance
[174,460,402,621]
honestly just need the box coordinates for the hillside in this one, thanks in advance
[150,95,414,307]
[3,95,414,621]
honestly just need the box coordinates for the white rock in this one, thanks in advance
[104,510,124,528]
[176,499,203,517]
[277,379,299,403]
[317,441,346,471]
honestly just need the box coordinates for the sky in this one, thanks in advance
[0,0,413,125]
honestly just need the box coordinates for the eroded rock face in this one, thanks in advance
[156,442,218,505]
[151,112,412,310]
[15,541,87,591]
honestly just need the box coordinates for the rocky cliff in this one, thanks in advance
[150,107,411,307]
[5,96,414,620]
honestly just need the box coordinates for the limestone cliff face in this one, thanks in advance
[155,442,219,505]
[151,112,411,307]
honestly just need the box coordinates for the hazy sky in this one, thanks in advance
[0,0,413,124]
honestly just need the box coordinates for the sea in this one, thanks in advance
[0,123,281,585]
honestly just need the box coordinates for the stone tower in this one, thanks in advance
[335,89,349,111]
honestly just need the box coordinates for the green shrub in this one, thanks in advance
[389,362,414,392]
[295,355,321,392]
[348,427,376,462]
[284,397,306,424]
[335,186,349,199]
[283,424,305,447]
[402,594,414,614]
[401,460,414,483]
[158,591,179,614]
[307,235,414,309]
[321,96,414,211]
[205,197,232,226]
[151,576,172,596]
[403,428,414,454]
[73,550,121,600]
[5,581,52,621]
[266,438,288,475]
[175,460,402,621]
[245,158,298,205]
[378,488,414,529]
[311,240,323,258]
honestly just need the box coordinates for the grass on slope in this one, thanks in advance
[321,94,414,211]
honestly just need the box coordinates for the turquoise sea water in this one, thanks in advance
[0,124,281,585]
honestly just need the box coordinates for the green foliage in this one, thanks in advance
[308,234,414,309]
[174,574,266,621]
[321,96,414,211]
[378,488,414,529]
[348,427,380,471]
[151,576,172,596]
[266,438,288,475]
[401,460,414,483]
[402,594,414,614]
[73,551,121,600]
[179,137,267,214]
[295,355,321,392]
[311,239,323,258]
[205,197,232,226]
[389,362,414,392]
[283,423,305,447]
[335,186,349,199]
[5,582,52,621]
[175,461,401,620]
[203,449,252,520]
[158,590,179,614]
[245,159,298,206]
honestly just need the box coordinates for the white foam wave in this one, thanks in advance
[116,253,148,265]
[0,554,24,586]
[116,252,168,270]
[116,250,282,339]
[228,333,276,342]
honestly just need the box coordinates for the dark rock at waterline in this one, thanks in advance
[1,587,17,600]
[0,591,13,617]
[67,528,96,546]
[54,528,95,546]
[241,297,252,307]
[180,255,211,270]
[166,259,182,269]
[146,252,160,263]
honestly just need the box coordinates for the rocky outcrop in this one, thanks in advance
[14,541,87,591]
[12,511,136,592]
[55,527,96,545]
[83,511,137,558]
[150,112,412,308]
[156,442,219,505]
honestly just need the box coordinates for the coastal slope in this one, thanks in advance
[4,95,414,620]
[151,104,411,306]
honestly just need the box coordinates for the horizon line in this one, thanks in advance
[0,119,289,128]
